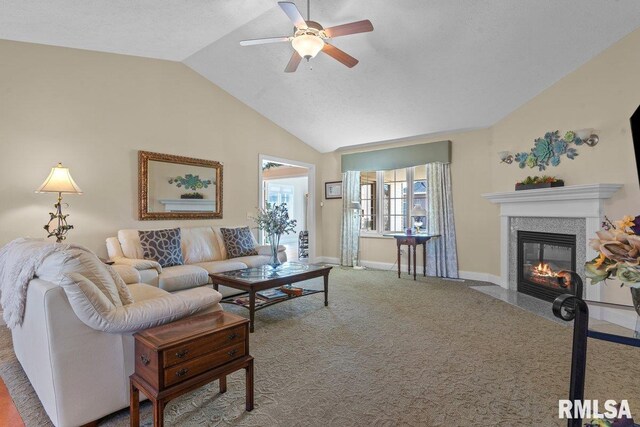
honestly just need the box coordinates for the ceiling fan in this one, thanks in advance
[239,0,373,72]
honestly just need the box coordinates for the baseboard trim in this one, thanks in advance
[315,257,502,285]
[459,271,503,286]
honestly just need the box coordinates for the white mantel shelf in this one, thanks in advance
[481,183,623,300]
[482,183,623,204]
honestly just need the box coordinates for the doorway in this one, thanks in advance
[258,155,315,262]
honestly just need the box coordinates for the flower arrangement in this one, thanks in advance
[516,175,562,185]
[168,174,212,191]
[514,130,591,171]
[252,203,297,268]
[585,215,640,286]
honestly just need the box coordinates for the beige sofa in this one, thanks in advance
[10,246,222,427]
[106,226,287,295]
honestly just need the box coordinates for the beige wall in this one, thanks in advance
[0,40,323,257]
[321,28,640,288]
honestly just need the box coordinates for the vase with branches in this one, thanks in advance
[252,203,297,268]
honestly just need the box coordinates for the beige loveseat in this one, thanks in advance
[106,226,287,294]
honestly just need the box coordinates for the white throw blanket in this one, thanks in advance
[0,238,88,328]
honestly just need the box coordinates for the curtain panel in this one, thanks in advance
[340,171,361,266]
[425,163,459,278]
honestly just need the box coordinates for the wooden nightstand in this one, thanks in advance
[130,311,253,427]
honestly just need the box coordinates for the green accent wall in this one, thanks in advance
[341,140,451,172]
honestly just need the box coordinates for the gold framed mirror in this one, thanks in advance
[138,151,223,220]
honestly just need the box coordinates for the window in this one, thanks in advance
[383,168,407,232]
[360,172,377,231]
[359,166,427,234]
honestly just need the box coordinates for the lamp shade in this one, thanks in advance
[36,163,83,194]
[411,204,426,216]
[292,34,324,59]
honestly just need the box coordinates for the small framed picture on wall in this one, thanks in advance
[325,181,343,199]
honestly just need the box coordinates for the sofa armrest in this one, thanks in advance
[110,264,141,285]
[61,274,221,333]
[255,244,287,256]
[111,256,162,273]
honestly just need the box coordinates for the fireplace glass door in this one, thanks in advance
[517,231,576,302]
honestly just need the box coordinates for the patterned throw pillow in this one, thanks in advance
[138,228,184,268]
[220,227,258,258]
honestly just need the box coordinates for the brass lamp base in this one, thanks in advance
[44,192,74,243]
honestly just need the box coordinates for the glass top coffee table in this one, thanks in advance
[209,262,332,332]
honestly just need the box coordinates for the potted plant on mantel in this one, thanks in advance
[515,175,564,191]
[585,215,640,316]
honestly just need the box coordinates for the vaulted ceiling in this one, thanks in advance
[2,1,640,152]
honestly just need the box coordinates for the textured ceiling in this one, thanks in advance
[2,1,640,152]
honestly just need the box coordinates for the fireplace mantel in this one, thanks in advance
[482,183,623,299]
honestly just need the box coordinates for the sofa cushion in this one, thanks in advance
[180,227,222,264]
[36,248,133,307]
[212,226,258,260]
[157,265,209,292]
[117,229,144,260]
[195,260,248,274]
[220,227,258,259]
[232,254,284,268]
[138,228,184,268]
[127,283,169,302]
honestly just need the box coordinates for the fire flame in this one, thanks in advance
[532,262,558,277]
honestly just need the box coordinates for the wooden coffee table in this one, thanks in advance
[209,262,332,332]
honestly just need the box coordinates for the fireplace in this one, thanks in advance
[517,231,577,302]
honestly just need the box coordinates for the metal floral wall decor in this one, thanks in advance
[514,131,595,171]
[168,174,213,190]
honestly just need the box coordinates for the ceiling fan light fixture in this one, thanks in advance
[292,34,324,59]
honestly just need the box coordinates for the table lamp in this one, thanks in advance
[36,163,83,242]
[411,204,426,233]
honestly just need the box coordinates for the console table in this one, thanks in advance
[552,272,639,427]
[383,233,439,280]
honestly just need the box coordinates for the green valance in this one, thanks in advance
[341,140,451,172]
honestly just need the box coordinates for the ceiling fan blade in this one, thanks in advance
[322,43,359,68]
[324,20,373,38]
[285,51,302,73]
[240,36,291,46]
[278,2,307,29]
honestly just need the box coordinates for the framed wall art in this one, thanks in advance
[325,181,342,199]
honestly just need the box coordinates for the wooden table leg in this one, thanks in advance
[213,283,218,292]
[246,358,254,412]
[249,291,256,333]
[219,375,227,394]
[323,273,329,306]
[153,399,165,427]
[423,242,427,277]
[396,241,401,278]
[413,243,417,280]
[130,381,139,427]
[407,244,411,276]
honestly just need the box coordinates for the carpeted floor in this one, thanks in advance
[1,267,639,426]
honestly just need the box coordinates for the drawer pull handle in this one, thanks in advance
[176,368,189,377]
[175,349,189,359]
[227,349,238,357]
[228,333,239,341]
[140,355,150,366]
